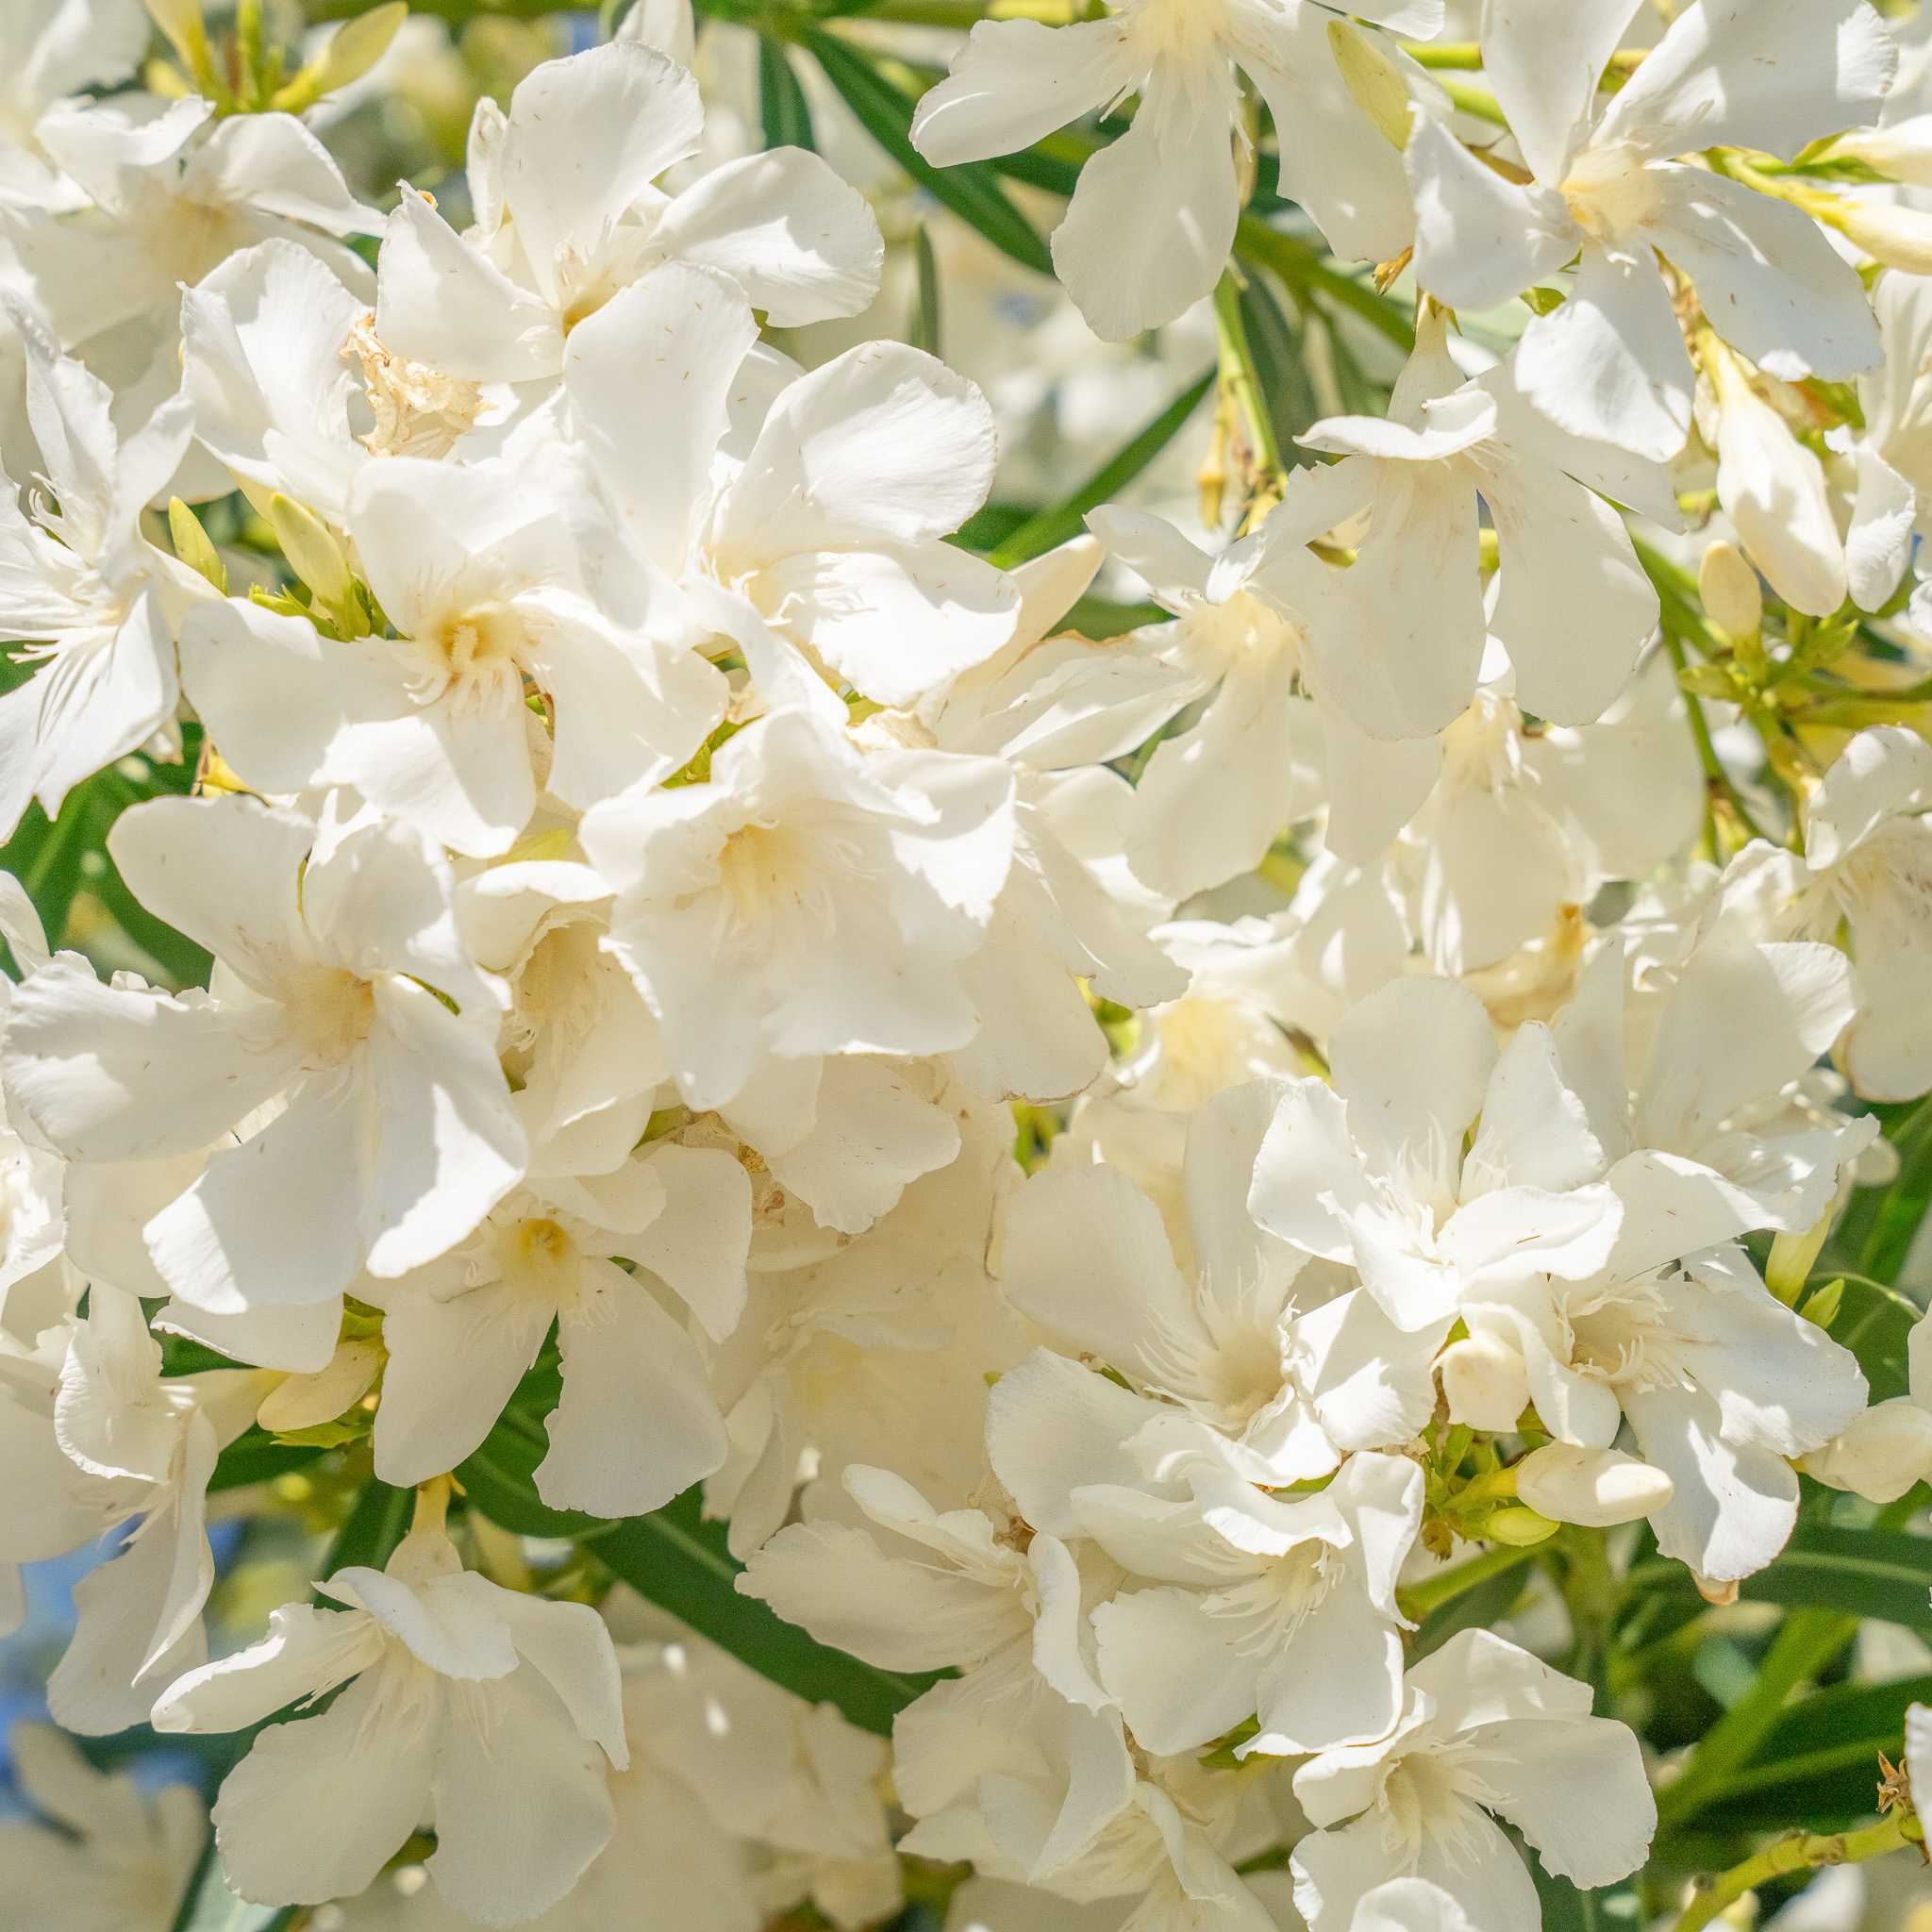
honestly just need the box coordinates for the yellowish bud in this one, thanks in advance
[142,0,217,93]
[274,2,408,113]
[1699,540,1763,645]
[1327,18,1414,151]
[1484,1506,1561,1548]
[1831,196,1932,276]
[167,497,227,594]
[1766,1210,1833,1305]
[266,491,358,627]
[256,1340,383,1434]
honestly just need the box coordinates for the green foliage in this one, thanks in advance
[758,37,817,151]
[798,29,1055,276]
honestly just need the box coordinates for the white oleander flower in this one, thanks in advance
[368,1144,747,1514]
[152,1526,628,1926]
[1292,311,1671,741]
[0,312,206,845]
[1,794,525,1314]
[1290,1630,1656,1932]
[581,705,1013,1118]
[910,0,1441,340]
[375,42,880,390]
[560,264,1021,713]
[3,92,376,422]
[182,448,727,858]
[1249,975,1624,1338]
[1407,0,1894,458]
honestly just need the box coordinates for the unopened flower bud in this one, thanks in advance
[1800,1397,1932,1505]
[274,2,408,113]
[1439,1331,1529,1433]
[1328,18,1414,151]
[1699,541,1762,645]
[1831,196,1932,275]
[167,498,226,594]
[256,1339,382,1434]
[1516,1443,1674,1528]
[1822,115,1932,186]
[1484,1506,1560,1547]
[266,491,358,629]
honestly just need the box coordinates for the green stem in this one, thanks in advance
[1672,1809,1923,1932]
[1212,272,1287,491]
[1396,1541,1537,1624]
[1656,1611,1857,1829]
[988,366,1214,569]
[1234,214,1415,351]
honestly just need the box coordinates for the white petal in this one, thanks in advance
[1,960,288,1163]
[1407,112,1577,310]
[503,42,702,280]
[151,1601,380,1734]
[1480,0,1646,184]
[723,341,998,558]
[1485,462,1658,723]
[360,977,526,1279]
[1597,0,1894,163]
[1330,976,1497,1196]
[208,1667,435,1908]
[432,1679,616,1932]
[987,1348,1174,1539]
[1515,245,1693,461]
[1626,1383,1798,1582]
[1050,69,1241,342]
[373,1276,552,1489]
[538,1261,728,1517]
[739,1520,1019,1672]
[375,188,561,384]
[910,19,1127,165]
[999,1165,1205,1381]
[755,543,1020,707]
[1807,725,1932,866]
[655,148,883,325]
[562,261,758,578]
[1654,170,1881,383]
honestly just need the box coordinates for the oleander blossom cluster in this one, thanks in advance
[4,1,1932,1929]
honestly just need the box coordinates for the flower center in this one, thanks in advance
[499,1215,581,1309]
[283,965,376,1067]
[1560,143,1662,242]
[1120,0,1232,68]
[1559,1275,1694,1393]
[1185,589,1303,679]
[343,311,484,460]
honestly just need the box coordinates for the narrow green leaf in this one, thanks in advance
[314,1474,411,1591]
[170,1836,299,1932]
[1832,1273,1923,1403]
[1408,1557,1536,1662]
[987,367,1214,569]
[800,29,1054,277]
[1691,1671,1932,1828]
[1829,1097,1932,1287]
[910,221,941,358]
[1631,1525,1932,1628]
[1235,271,1321,468]
[208,1426,331,1495]
[758,36,816,152]
[596,1488,943,1736]
[458,1367,612,1541]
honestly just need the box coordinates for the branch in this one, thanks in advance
[1672,1808,1923,1932]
